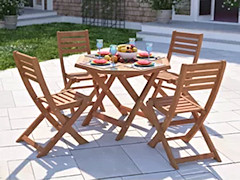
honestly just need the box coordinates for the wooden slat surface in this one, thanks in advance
[60,37,87,43]
[172,48,196,56]
[60,42,87,48]
[184,83,215,91]
[185,77,216,85]
[174,43,197,50]
[186,69,219,78]
[174,38,198,45]
[61,48,89,54]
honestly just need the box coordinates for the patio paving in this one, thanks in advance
[1,41,240,180]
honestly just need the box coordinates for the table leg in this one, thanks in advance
[91,72,128,116]
[117,76,154,125]
[82,75,116,126]
[116,72,159,140]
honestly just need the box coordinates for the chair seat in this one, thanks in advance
[39,89,88,110]
[156,71,179,84]
[151,95,203,114]
[66,72,107,81]
[145,70,179,84]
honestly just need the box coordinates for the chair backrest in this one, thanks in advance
[13,51,56,109]
[167,31,203,63]
[57,30,91,84]
[171,61,226,114]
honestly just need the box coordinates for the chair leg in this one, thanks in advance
[148,134,162,148]
[182,112,205,143]
[16,113,45,142]
[93,80,105,112]
[152,80,168,98]
[43,108,88,146]
[38,105,88,157]
[70,108,75,114]
[200,125,221,162]
[161,132,179,169]
[148,123,178,169]
[65,79,74,89]
[37,126,67,157]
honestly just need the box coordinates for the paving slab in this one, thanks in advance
[12,90,34,107]
[0,161,9,179]
[31,156,81,180]
[0,108,8,117]
[8,160,35,180]
[0,129,33,147]
[122,171,183,180]
[121,143,173,173]
[64,135,99,150]
[0,116,11,130]
[0,91,15,108]
[71,146,141,179]
[212,134,240,162]
[183,172,218,180]
[0,145,37,161]
[8,106,40,119]
[207,163,240,180]
[93,131,146,147]
[10,118,48,130]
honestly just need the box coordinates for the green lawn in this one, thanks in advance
[0,23,137,70]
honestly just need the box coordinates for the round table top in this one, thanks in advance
[75,54,170,76]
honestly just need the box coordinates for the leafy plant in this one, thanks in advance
[0,23,137,70]
[0,0,26,16]
[222,0,240,10]
[140,0,181,10]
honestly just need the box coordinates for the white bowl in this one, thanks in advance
[118,52,137,60]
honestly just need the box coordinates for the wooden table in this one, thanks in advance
[75,55,170,140]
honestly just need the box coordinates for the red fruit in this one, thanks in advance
[93,59,108,64]
[137,60,151,65]
[138,51,151,57]
[98,51,110,56]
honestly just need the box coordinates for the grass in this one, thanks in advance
[0,23,137,70]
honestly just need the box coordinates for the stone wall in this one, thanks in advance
[125,0,156,22]
[53,0,82,17]
[53,0,157,22]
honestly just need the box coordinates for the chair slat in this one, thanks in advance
[185,77,217,86]
[174,38,198,45]
[186,62,222,71]
[19,55,35,63]
[22,65,35,75]
[57,93,74,101]
[186,69,219,78]
[53,95,69,104]
[175,31,203,39]
[60,37,87,43]
[58,31,87,37]
[60,42,87,48]
[63,91,76,99]
[174,43,197,50]
[61,48,88,54]
[20,60,34,69]
[184,83,215,91]
[24,72,38,82]
[172,48,196,56]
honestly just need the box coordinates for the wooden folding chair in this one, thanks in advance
[57,30,106,111]
[145,31,203,97]
[13,51,90,157]
[146,61,226,169]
